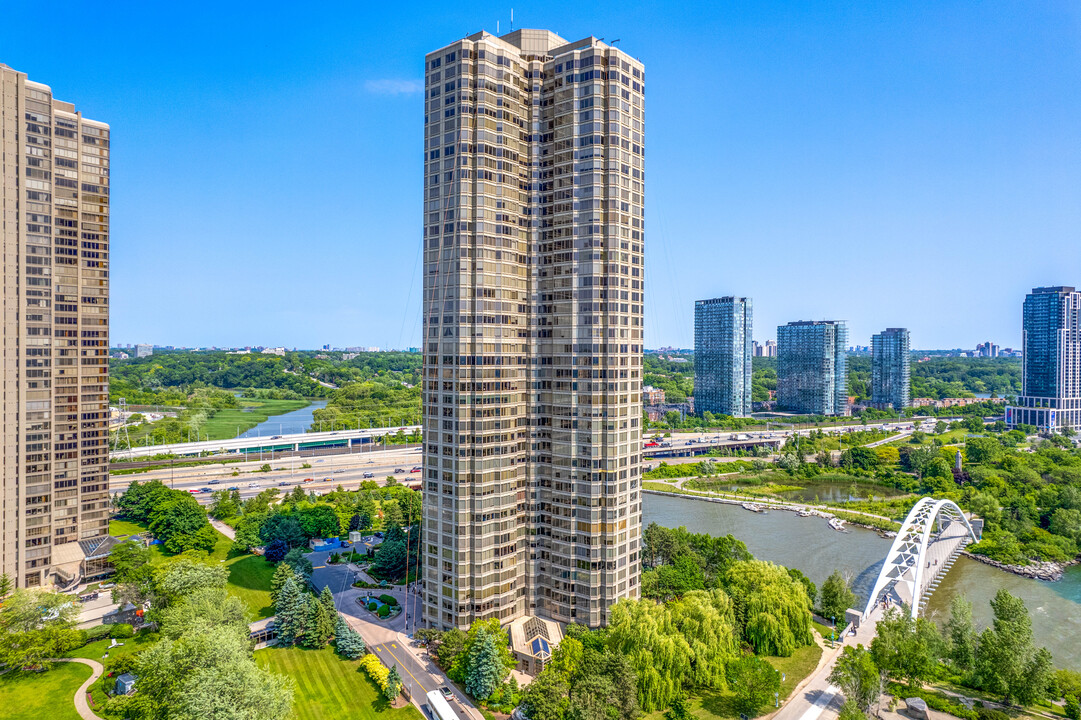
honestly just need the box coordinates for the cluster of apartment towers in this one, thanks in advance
[693,297,909,417]
[3,31,1078,659]
[694,289,1081,433]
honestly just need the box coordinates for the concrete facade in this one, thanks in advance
[1,65,110,589]
[421,30,644,630]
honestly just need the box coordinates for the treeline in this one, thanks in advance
[114,479,217,553]
[310,379,422,430]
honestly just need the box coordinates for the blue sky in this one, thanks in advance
[3,1,1079,350]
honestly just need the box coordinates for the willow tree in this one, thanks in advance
[724,560,813,656]
[668,589,740,689]
[607,598,693,711]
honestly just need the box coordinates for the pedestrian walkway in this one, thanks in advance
[209,517,235,540]
[52,658,105,720]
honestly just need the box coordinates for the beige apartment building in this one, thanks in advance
[1,65,111,590]
[421,29,644,632]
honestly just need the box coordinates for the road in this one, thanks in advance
[108,445,425,504]
[309,548,483,720]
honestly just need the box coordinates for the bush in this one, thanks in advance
[378,594,399,606]
[86,624,112,642]
[377,604,390,618]
[1063,695,1079,720]
[975,706,1009,720]
[359,653,390,691]
[888,683,978,720]
[368,601,378,612]
[109,623,135,639]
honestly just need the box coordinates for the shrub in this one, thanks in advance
[378,594,398,606]
[1064,694,1079,720]
[975,707,1009,720]
[368,601,378,612]
[378,604,391,618]
[359,653,389,691]
[109,623,135,639]
[86,624,111,642]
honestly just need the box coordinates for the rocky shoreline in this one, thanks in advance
[961,551,1080,582]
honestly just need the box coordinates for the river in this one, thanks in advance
[643,492,1081,671]
[238,400,328,438]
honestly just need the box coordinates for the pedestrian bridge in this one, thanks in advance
[863,497,979,620]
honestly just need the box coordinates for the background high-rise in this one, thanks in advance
[694,297,752,417]
[776,320,848,416]
[871,328,910,411]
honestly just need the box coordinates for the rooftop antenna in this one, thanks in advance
[511,9,514,31]
[497,20,500,33]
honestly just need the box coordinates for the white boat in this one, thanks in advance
[797,509,813,517]
[828,517,848,532]
[741,502,763,513]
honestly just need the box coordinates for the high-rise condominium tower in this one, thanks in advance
[1,65,111,589]
[1006,286,1081,430]
[694,297,752,417]
[421,30,645,630]
[777,320,848,416]
[871,328,910,411]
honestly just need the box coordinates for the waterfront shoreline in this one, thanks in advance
[643,487,1079,583]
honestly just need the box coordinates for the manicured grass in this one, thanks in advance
[643,643,824,720]
[255,645,423,720]
[65,628,160,661]
[0,661,90,720]
[108,518,148,537]
[107,518,274,618]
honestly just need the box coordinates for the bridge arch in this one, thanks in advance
[862,497,978,620]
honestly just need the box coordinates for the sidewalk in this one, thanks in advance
[52,658,105,720]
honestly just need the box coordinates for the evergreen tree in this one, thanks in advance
[274,578,304,646]
[319,585,336,618]
[348,514,362,533]
[385,665,403,700]
[464,629,504,700]
[270,563,296,605]
[334,616,367,659]
[303,595,335,648]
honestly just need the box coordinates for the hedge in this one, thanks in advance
[377,604,390,618]
[359,653,389,691]
[378,594,399,606]
[109,623,135,639]
[368,601,378,612]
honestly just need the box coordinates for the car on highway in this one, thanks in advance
[187,488,200,494]
[362,472,375,478]
[333,469,346,474]
[644,441,659,448]
[270,435,282,440]
[278,481,290,486]
[199,487,213,493]
[394,468,406,473]
[302,477,314,483]
[439,686,454,701]
[207,479,220,485]
[322,477,331,482]
[410,466,422,473]
[227,486,239,491]
[247,482,260,488]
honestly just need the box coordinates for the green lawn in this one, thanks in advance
[0,661,90,720]
[107,518,274,618]
[643,642,824,720]
[108,518,148,537]
[255,645,423,720]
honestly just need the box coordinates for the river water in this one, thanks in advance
[238,400,327,438]
[643,493,1081,671]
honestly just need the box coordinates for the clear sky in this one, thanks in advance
[2,1,1079,350]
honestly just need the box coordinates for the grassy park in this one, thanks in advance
[255,645,423,720]
[108,518,275,618]
[0,661,91,720]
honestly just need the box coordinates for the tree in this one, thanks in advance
[840,446,880,471]
[297,505,340,539]
[464,628,509,700]
[870,608,941,687]
[0,572,11,599]
[260,513,306,549]
[819,570,857,622]
[1065,694,1080,720]
[159,588,249,640]
[828,645,882,715]
[664,694,692,720]
[334,615,366,659]
[437,628,467,668]
[385,665,403,700]
[303,595,335,648]
[946,595,977,672]
[274,578,305,646]
[382,499,404,528]
[974,589,1054,704]
[0,588,81,670]
[270,563,297,605]
[1049,508,1081,543]
[523,669,570,720]
[283,547,313,579]
[319,585,336,618]
[348,514,363,533]
[156,559,228,607]
[787,568,817,606]
[900,445,939,478]
[726,655,781,715]
[265,539,289,563]
[966,436,1003,464]
[371,540,407,580]
[724,560,813,657]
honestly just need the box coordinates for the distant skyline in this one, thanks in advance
[2,1,1078,350]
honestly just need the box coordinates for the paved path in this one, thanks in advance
[52,658,105,720]
[209,517,236,540]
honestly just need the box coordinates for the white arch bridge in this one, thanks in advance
[862,497,979,620]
